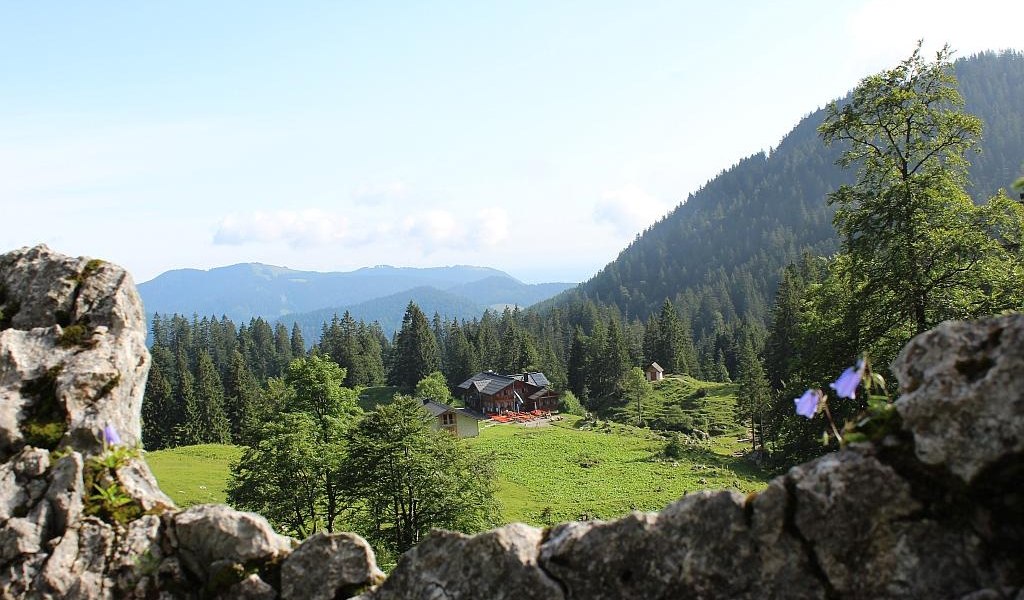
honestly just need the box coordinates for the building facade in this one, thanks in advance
[455,371,560,414]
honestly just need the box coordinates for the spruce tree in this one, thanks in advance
[391,302,441,390]
[173,352,202,446]
[290,323,306,359]
[443,320,477,387]
[566,327,588,401]
[736,337,770,454]
[141,347,175,450]
[195,350,232,443]
[224,350,263,443]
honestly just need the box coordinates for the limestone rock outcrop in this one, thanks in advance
[1,245,1021,599]
[0,246,381,599]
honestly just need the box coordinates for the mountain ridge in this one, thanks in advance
[540,50,1024,330]
[138,262,575,333]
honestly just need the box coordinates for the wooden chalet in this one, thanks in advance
[455,371,560,414]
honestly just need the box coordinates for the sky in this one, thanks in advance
[2,1,1021,284]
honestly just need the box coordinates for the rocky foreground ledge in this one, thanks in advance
[1,245,1021,599]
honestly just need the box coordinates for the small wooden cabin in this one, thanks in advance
[645,362,665,382]
[420,398,482,438]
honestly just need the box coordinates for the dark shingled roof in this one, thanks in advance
[419,398,455,417]
[456,371,516,396]
[455,371,554,396]
[509,372,551,387]
[418,399,487,421]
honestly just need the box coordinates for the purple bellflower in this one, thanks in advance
[794,389,821,418]
[103,424,122,446]
[830,359,865,400]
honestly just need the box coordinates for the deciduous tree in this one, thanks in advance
[819,43,1023,364]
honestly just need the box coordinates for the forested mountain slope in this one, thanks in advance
[549,51,1024,332]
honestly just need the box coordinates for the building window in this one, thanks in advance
[441,413,455,426]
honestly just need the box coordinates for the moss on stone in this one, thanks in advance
[23,421,66,449]
[58,324,91,348]
[21,366,66,450]
[82,259,105,278]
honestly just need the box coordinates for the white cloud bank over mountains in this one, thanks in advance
[213,205,511,255]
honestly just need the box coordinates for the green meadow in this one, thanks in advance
[467,414,765,526]
[145,443,243,507]
[147,376,768,525]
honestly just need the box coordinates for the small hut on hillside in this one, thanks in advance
[645,362,664,382]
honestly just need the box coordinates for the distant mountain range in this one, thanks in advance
[138,263,575,338]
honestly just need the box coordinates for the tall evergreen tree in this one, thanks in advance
[474,311,501,371]
[391,302,441,390]
[290,323,306,359]
[141,346,175,450]
[599,318,630,396]
[566,326,589,401]
[735,336,770,454]
[443,320,477,387]
[195,350,232,443]
[654,299,684,374]
[173,351,202,446]
[224,350,263,443]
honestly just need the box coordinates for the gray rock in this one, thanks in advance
[893,314,1024,483]
[0,245,152,459]
[224,574,278,600]
[173,504,293,580]
[281,532,384,600]
[362,523,563,600]
[539,492,757,599]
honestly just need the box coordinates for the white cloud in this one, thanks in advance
[593,186,672,238]
[400,210,459,245]
[388,207,511,253]
[475,208,510,247]
[213,209,348,247]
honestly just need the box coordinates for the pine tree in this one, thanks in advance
[141,347,175,450]
[195,350,232,443]
[224,350,263,443]
[654,299,684,373]
[391,302,441,390]
[474,311,501,371]
[566,327,588,401]
[736,336,770,454]
[600,318,630,396]
[290,323,306,359]
[173,351,202,446]
[443,320,477,387]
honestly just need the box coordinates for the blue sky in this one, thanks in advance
[2,1,1021,284]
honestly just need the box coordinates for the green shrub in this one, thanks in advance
[558,391,586,416]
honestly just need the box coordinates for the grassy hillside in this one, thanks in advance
[145,444,243,507]
[606,375,748,452]
[468,415,764,525]
[146,383,767,524]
